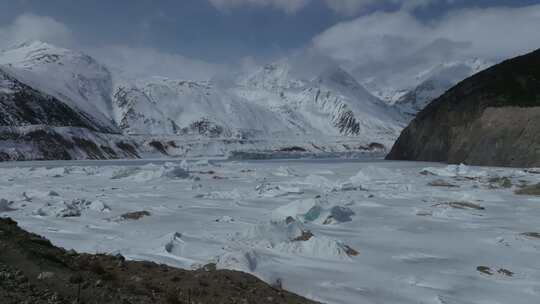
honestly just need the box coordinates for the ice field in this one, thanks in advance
[1,158,540,304]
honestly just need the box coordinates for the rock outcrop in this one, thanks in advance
[387,48,540,167]
[0,68,139,161]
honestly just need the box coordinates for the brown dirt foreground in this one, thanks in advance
[0,217,320,304]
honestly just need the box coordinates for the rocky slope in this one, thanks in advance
[386,48,540,167]
[0,68,107,132]
[0,217,318,304]
[0,67,138,161]
[394,59,492,116]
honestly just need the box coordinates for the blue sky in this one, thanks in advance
[1,0,539,62]
[1,0,540,81]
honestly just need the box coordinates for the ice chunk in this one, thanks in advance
[230,219,357,260]
[22,192,32,202]
[56,200,84,217]
[327,206,355,223]
[196,189,243,200]
[255,183,303,197]
[48,190,60,197]
[272,198,322,221]
[0,199,16,213]
[34,198,111,217]
[111,165,192,181]
[272,198,355,225]
[110,167,141,180]
[194,159,219,167]
[332,182,365,192]
[87,200,111,213]
[274,236,357,260]
[421,164,487,179]
[301,175,335,189]
[349,166,393,185]
[162,167,190,179]
[179,159,190,170]
[164,232,186,256]
[217,249,260,272]
[273,166,299,177]
[304,205,323,222]
[215,215,235,223]
[162,232,211,262]
[239,218,307,245]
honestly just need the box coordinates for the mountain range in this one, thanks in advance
[0,41,491,161]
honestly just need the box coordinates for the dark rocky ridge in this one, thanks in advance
[0,68,140,161]
[0,217,318,304]
[0,69,114,133]
[387,48,540,167]
[0,126,139,161]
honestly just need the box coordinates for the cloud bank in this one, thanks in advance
[208,0,309,14]
[207,0,443,14]
[0,14,226,81]
[312,4,540,89]
[314,5,540,65]
[2,3,540,90]
[0,14,73,49]
[89,46,226,81]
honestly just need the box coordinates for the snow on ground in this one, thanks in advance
[1,159,540,304]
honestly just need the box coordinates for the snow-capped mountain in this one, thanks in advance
[395,59,493,115]
[112,60,404,149]
[0,41,140,161]
[234,60,404,142]
[0,41,408,160]
[0,41,118,131]
[0,66,138,161]
[359,58,493,117]
[0,67,106,131]
[112,77,288,138]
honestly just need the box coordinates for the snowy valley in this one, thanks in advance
[1,159,540,304]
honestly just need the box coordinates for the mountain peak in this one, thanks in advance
[1,40,72,59]
[241,59,305,90]
[3,40,53,51]
[317,66,358,87]
[0,40,116,130]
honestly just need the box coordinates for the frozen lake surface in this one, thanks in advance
[1,158,540,304]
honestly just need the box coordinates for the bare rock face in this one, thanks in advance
[387,48,540,167]
[0,68,140,161]
[0,69,110,132]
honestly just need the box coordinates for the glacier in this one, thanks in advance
[1,158,539,304]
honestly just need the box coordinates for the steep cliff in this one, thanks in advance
[387,49,540,167]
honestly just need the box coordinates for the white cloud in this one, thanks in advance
[312,5,540,89]
[208,0,309,13]
[88,46,227,81]
[323,0,434,15]
[0,14,73,48]
[207,0,442,15]
[323,0,375,15]
[0,14,227,81]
